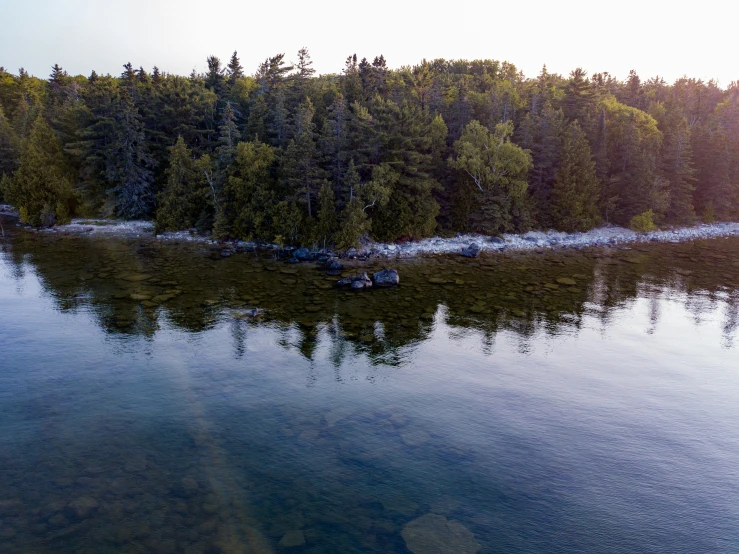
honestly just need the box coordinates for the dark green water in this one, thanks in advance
[1,219,739,553]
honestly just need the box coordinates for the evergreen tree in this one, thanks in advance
[650,101,696,223]
[281,98,324,218]
[1,116,76,225]
[563,68,596,124]
[155,136,205,232]
[205,55,227,98]
[518,100,564,226]
[342,54,361,105]
[105,91,155,218]
[550,121,600,231]
[48,63,69,105]
[294,47,315,83]
[334,163,391,249]
[0,105,19,177]
[226,140,277,241]
[600,96,664,223]
[692,124,734,219]
[226,51,244,81]
[369,98,440,241]
[315,180,337,248]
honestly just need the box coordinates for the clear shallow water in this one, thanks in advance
[1,220,739,553]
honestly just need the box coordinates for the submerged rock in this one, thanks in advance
[401,513,479,554]
[279,530,306,548]
[460,243,480,258]
[373,268,400,287]
[337,273,373,290]
[66,497,99,520]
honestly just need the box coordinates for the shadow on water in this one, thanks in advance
[1,215,739,553]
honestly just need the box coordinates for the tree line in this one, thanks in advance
[1,51,738,246]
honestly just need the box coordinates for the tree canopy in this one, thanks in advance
[2,54,739,247]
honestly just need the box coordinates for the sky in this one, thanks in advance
[1,0,735,86]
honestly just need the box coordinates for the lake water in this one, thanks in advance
[1,218,739,553]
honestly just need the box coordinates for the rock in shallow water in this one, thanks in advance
[460,243,480,258]
[402,513,479,554]
[292,247,314,261]
[66,497,99,520]
[337,273,373,290]
[373,268,400,286]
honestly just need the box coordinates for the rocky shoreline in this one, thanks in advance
[3,206,739,259]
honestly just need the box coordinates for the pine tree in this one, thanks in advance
[369,98,440,241]
[205,55,227,99]
[226,51,244,81]
[550,121,600,231]
[315,180,337,248]
[226,140,277,241]
[48,64,68,104]
[334,197,369,249]
[1,116,76,225]
[209,102,242,234]
[106,91,155,218]
[517,100,564,226]
[342,54,361,105]
[334,163,391,248]
[563,68,596,124]
[281,98,324,218]
[692,124,733,219]
[0,105,19,177]
[156,136,205,232]
[650,101,696,223]
[295,47,315,82]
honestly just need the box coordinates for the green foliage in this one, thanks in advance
[367,99,441,241]
[334,198,370,249]
[155,136,207,233]
[599,95,665,223]
[226,140,277,241]
[450,120,532,234]
[1,55,738,244]
[315,181,337,247]
[551,121,600,232]
[1,116,76,226]
[0,105,19,179]
[629,210,657,232]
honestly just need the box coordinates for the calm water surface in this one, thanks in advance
[1,218,739,553]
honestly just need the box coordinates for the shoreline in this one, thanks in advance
[3,206,739,258]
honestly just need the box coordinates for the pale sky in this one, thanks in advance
[1,0,735,86]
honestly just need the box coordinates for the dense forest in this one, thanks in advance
[1,50,738,246]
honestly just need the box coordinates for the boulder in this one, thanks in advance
[324,260,345,275]
[292,247,313,262]
[338,273,372,290]
[490,236,505,244]
[372,268,400,287]
[401,513,479,554]
[460,243,480,258]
